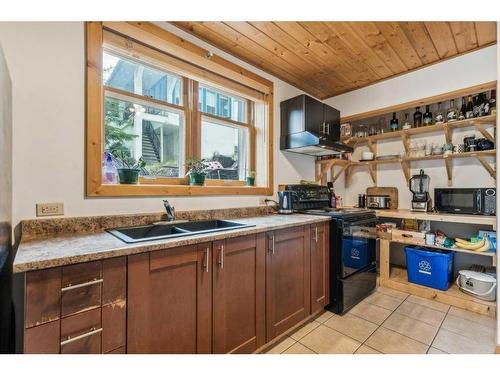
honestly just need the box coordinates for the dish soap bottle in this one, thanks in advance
[102,152,118,184]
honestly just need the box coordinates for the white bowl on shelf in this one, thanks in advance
[361,151,374,161]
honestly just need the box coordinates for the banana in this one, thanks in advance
[455,238,486,250]
[474,238,491,252]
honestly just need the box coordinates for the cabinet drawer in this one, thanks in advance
[24,320,60,353]
[25,267,61,328]
[61,261,102,317]
[60,308,102,354]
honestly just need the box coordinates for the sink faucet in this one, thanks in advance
[163,199,176,222]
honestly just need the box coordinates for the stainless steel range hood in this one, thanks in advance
[279,94,353,156]
[280,131,353,156]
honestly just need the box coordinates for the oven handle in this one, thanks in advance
[343,218,378,227]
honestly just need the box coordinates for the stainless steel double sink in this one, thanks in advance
[107,219,254,243]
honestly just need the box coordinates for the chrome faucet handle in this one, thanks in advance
[163,199,176,221]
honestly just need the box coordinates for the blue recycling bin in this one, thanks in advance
[404,246,454,291]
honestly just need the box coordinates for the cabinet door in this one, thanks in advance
[310,222,330,314]
[304,95,325,135]
[266,226,311,341]
[323,104,340,141]
[127,244,212,353]
[212,234,265,354]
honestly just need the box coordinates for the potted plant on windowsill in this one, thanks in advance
[186,159,209,186]
[246,171,256,186]
[114,151,146,185]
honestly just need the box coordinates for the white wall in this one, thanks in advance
[0,22,314,226]
[0,43,12,244]
[325,46,497,208]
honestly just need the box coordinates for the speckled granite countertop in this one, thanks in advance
[13,214,330,273]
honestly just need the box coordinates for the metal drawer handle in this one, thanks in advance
[218,245,224,269]
[61,278,103,292]
[203,247,210,273]
[269,235,275,255]
[314,227,318,243]
[60,327,103,346]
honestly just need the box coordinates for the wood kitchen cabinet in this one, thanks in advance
[310,222,329,315]
[23,257,126,354]
[22,223,329,354]
[265,226,311,341]
[212,234,266,353]
[127,243,212,354]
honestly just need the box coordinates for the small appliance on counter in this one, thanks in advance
[277,190,295,214]
[434,188,496,216]
[366,187,398,209]
[409,169,432,212]
[366,195,391,209]
[277,184,331,213]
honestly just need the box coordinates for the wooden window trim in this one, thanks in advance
[86,22,274,197]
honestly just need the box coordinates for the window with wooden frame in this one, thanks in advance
[86,22,274,197]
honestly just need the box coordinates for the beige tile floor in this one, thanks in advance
[266,286,497,354]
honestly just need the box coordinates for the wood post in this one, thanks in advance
[379,239,390,284]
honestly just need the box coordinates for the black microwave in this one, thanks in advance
[434,188,496,216]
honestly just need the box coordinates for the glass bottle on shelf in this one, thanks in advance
[390,112,399,132]
[435,102,444,124]
[473,95,481,117]
[402,113,412,130]
[480,92,489,116]
[458,97,466,120]
[490,90,496,116]
[423,105,433,126]
[446,99,458,122]
[465,95,474,118]
[369,124,376,136]
[378,117,386,134]
[413,107,422,127]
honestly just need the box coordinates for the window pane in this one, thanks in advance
[198,85,246,122]
[201,119,248,180]
[104,94,184,178]
[103,52,182,105]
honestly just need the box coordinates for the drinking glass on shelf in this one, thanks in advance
[378,117,386,134]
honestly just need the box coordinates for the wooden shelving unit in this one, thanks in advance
[379,238,497,318]
[384,266,496,318]
[315,114,496,186]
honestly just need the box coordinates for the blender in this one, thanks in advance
[409,169,432,212]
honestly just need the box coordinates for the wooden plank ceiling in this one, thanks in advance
[172,22,497,99]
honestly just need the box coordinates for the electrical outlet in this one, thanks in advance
[36,203,64,217]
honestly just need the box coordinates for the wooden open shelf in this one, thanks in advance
[316,149,496,186]
[315,111,496,186]
[382,266,496,318]
[342,114,496,145]
[374,208,496,229]
[382,235,497,265]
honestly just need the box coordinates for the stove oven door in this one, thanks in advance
[338,217,377,278]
